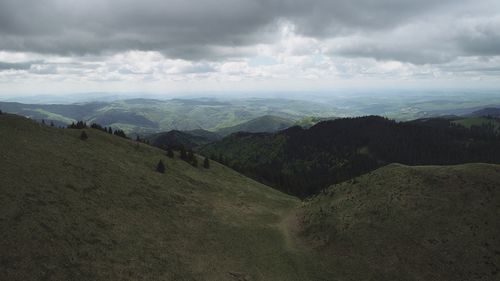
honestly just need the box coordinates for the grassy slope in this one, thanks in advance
[300,163,500,281]
[0,114,325,281]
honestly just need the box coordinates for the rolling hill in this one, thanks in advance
[0,98,337,135]
[216,115,295,136]
[299,163,500,281]
[1,113,499,280]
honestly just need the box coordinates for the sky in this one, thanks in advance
[0,0,499,96]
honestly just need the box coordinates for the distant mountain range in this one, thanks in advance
[2,94,500,135]
[0,98,337,135]
[469,107,500,117]
[147,115,298,150]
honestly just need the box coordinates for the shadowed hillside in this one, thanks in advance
[202,116,500,197]
[0,113,319,281]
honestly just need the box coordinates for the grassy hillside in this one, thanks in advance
[299,163,500,281]
[0,113,325,281]
[2,113,499,281]
[216,115,294,136]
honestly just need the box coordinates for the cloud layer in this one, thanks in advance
[0,0,499,93]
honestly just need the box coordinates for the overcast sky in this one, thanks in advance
[0,0,499,95]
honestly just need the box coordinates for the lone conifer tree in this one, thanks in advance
[180,145,187,160]
[191,156,198,167]
[80,131,88,140]
[156,160,165,173]
[203,157,210,169]
[187,149,195,161]
[50,121,54,127]
[167,148,174,158]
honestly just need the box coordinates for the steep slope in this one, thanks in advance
[201,116,500,197]
[216,115,295,136]
[299,163,500,281]
[0,114,320,281]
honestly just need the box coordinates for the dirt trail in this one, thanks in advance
[276,210,306,253]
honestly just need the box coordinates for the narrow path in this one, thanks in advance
[277,212,298,252]
[276,210,306,253]
[274,210,335,281]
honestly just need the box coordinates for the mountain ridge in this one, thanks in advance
[215,115,295,136]
[201,115,500,197]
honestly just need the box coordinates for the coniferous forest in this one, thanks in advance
[202,116,500,197]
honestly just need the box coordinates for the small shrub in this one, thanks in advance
[191,157,198,167]
[180,146,187,160]
[167,148,174,158]
[156,160,166,173]
[80,131,88,140]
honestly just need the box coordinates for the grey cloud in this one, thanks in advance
[0,0,497,64]
[330,39,457,65]
[456,20,500,56]
[327,4,500,65]
[0,61,40,71]
[287,0,457,36]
